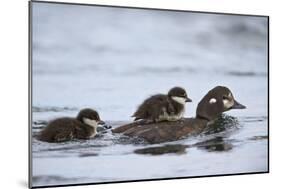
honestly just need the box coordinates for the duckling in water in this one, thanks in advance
[38,108,104,143]
[113,86,246,144]
[132,87,192,123]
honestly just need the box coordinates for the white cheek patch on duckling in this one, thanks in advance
[171,96,186,105]
[83,118,98,128]
[209,98,217,104]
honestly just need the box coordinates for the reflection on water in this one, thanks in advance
[32,108,268,185]
[194,137,233,152]
[31,2,268,187]
[134,144,188,155]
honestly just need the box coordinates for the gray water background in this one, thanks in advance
[31,2,268,187]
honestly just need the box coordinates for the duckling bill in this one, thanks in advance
[113,86,246,144]
[38,108,104,143]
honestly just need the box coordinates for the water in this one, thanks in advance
[31,2,268,187]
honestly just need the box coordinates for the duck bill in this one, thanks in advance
[231,100,246,109]
[185,97,192,102]
[98,120,105,125]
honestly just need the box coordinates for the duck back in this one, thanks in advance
[113,118,208,144]
[38,118,80,142]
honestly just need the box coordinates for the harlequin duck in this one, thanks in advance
[38,108,105,143]
[113,86,246,144]
[196,86,246,121]
[132,87,192,123]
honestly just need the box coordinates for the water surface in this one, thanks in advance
[31,2,268,187]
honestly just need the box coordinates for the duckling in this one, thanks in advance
[38,108,104,143]
[132,87,192,123]
[113,86,246,144]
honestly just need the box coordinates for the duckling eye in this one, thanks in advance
[179,94,185,98]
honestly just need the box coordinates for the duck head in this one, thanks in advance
[76,108,105,127]
[168,86,192,104]
[196,86,246,121]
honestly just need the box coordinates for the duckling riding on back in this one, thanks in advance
[113,86,246,144]
[132,87,192,123]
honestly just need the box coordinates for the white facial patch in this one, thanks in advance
[209,98,217,104]
[172,96,186,105]
[83,118,98,128]
[223,99,234,109]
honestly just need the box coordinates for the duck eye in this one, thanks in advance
[96,116,100,120]
[223,96,228,100]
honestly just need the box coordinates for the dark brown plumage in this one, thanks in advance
[113,86,246,144]
[113,118,208,143]
[38,108,104,143]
